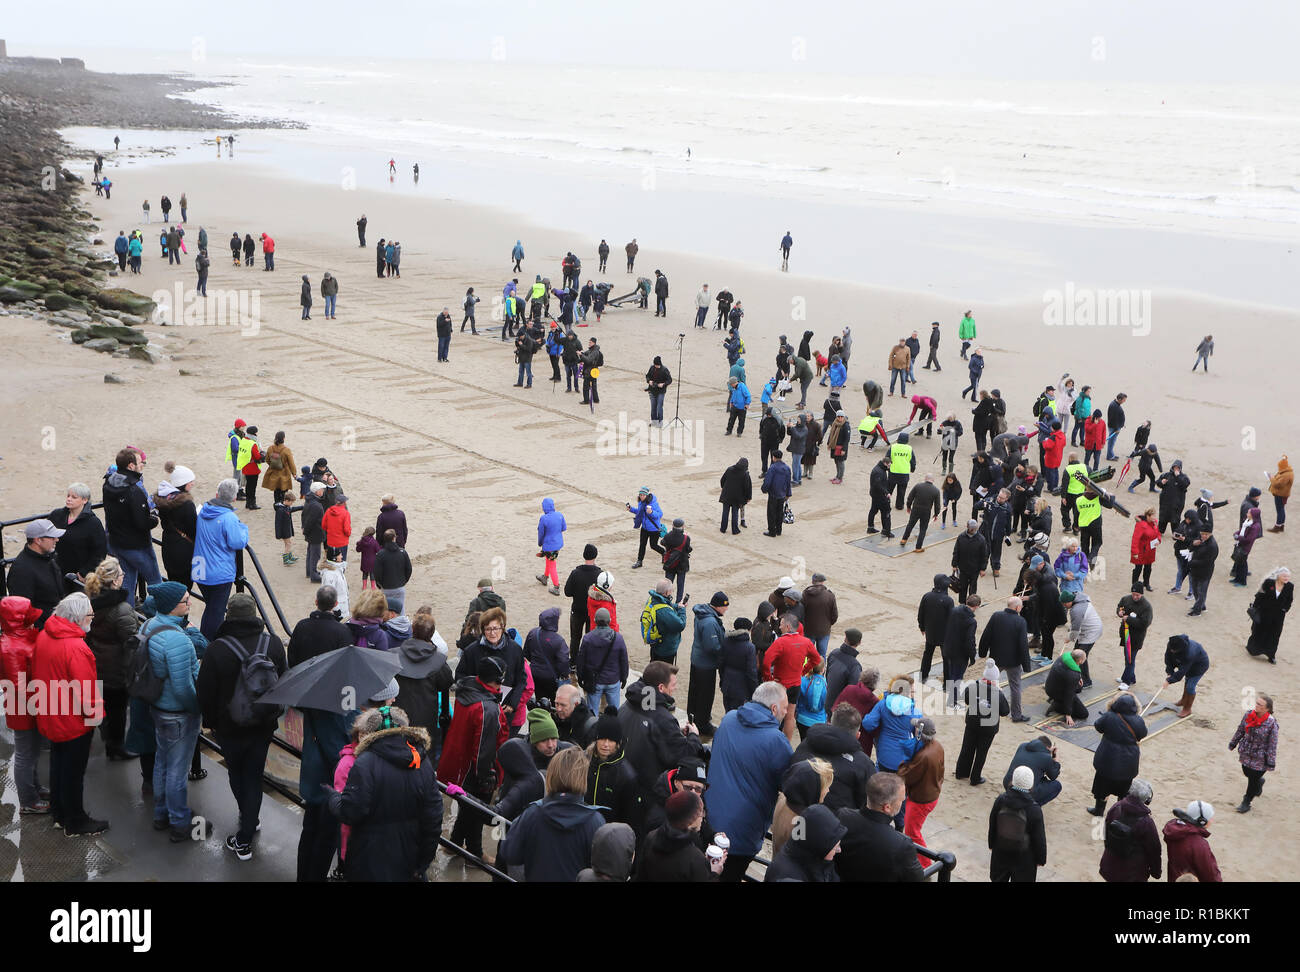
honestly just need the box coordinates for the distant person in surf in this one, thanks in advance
[780,231,793,271]
[388,158,396,175]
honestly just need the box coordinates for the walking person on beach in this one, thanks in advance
[376,239,387,279]
[461,287,479,334]
[1246,568,1292,663]
[128,233,142,273]
[321,273,338,319]
[195,249,210,297]
[179,193,188,223]
[1192,335,1214,372]
[646,355,672,427]
[779,231,793,271]
[1228,693,1278,813]
[626,239,638,273]
[161,195,171,223]
[113,231,128,272]
[654,271,669,317]
[598,239,609,273]
[356,215,367,247]
[581,338,603,405]
[300,275,313,320]
[1267,455,1291,532]
[512,240,524,272]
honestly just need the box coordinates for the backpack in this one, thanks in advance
[1032,393,1049,418]
[220,632,283,727]
[1104,815,1141,859]
[663,534,688,572]
[994,802,1031,853]
[125,623,168,702]
[641,601,671,646]
[266,449,284,471]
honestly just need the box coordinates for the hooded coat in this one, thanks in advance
[1163,635,1209,685]
[394,637,453,745]
[790,723,876,812]
[689,602,727,671]
[375,503,408,548]
[577,822,637,882]
[823,642,862,707]
[1093,694,1148,781]
[498,791,606,881]
[1163,819,1222,882]
[801,583,839,640]
[86,587,137,690]
[918,575,954,644]
[0,597,44,732]
[192,500,249,585]
[523,608,570,687]
[704,701,793,856]
[719,458,753,506]
[718,628,759,711]
[765,804,845,882]
[635,823,714,882]
[329,725,442,881]
[102,468,156,551]
[537,498,566,551]
[859,691,922,772]
[1099,794,1162,882]
[31,615,102,742]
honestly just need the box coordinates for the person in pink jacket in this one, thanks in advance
[333,731,360,872]
[1,596,49,813]
[909,394,938,439]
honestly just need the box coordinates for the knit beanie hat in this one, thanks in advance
[147,581,187,615]
[982,659,1000,682]
[595,710,623,743]
[528,708,559,744]
[1011,766,1034,792]
[225,592,258,620]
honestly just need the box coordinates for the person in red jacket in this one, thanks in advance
[30,593,107,835]
[438,656,511,857]
[1042,422,1067,493]
[832,666,882,759]
[240,425,265,510]
[1083,410,1107,473]
[322,494,353,561]
[908,394,939,439]
[763,613,821,740]
[586,570,619,632]
[260,232,275,270]
[1129,508,1161,590]
[1,596,49,813]
[1162,800,1222,882]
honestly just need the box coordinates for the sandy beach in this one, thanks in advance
[2,149,1297,882]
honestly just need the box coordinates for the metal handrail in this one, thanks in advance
[742,824,957,882]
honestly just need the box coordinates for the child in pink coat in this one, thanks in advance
[333,727,361,869]
[355,526,381,589]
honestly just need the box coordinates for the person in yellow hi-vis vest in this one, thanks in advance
[529,275,546,323]
[236,426,265,510]
[889,432,917,510]
[1075,485,1113,562]
[858,410,884,450]
[227,418,248,500]
[1061,453,1090,533]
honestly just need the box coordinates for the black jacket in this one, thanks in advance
[523,608,571,686]
[1116,594,1153,649]
[497,791,605,881]
[102,469,156,551]
[1044,655,1083,715]
[718,629,758,711]
[952,530,990,575]
[330,726,442,881]
[867,460,890,502]
[942,604,978,665]
[1107,399,1126,433]
[435,312,452,337]
[1187,535,1219,579]
[6,546,66,626]
[765,806,843,883]
[494,736,545,821]
[86,587,137,689]
[619,679,705,788]
[907,481,941,520]
[963,679,1009,730]
[301,493,325,544]
[978,608,1031,671]
[197,617,288,738]
[1093,694,1147,780]
[835,807,926,882]
[586,747,642,826]
[394,637,453,744]
[1003,739,1060,792]
[917,576,954,644]
[372,542,412,589]
[563,563,602,619]
[719,461,753,506]
[152,492,197,585]
[48,507,107,584]
[556,700,598,749]
[824,643,861,706]
[654,275,669,299]
[790,724,876,813]
[455,635,527,713]
[661,528,691,573]
[1156,471,1191,519]
[988,788,1047,869]
[287,609,354,667]
[635,824,712,882]
[759,414,787,451]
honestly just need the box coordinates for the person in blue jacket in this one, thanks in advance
[827,354,847,392]
[961,348,986,400]
[1163,634,1210,718]
[628,487,664,569]
[535,497,566,595]
[726,377,751,436]
[688,592,729,735]
[545,325,563,383]
[511,239,524,272]
[761,377,778,407]
[860,676,924,828]
[113,231,129,271]
[704,681,793,880]
[191,478,249,640]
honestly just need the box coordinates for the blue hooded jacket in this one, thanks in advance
[728,381,751,410]
[729,359,747,385]
[704,701,793,856]
[828,361,847,386]
[537,497,566,551]
[114,235,128,254]
[968,353,985,379]
[689,602,726,670]
[512,241,524,261]
[761,380,777,405]
[860,691,923,771]
[632,494,663,533]
[145,613,201,714]
[192,501,249,585]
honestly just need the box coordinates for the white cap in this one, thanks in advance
[778,575,794,589]
[170,465,195,489]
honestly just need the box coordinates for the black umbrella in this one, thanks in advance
[259,645,401,714]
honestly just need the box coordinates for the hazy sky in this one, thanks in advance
[7,0,1300,82]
